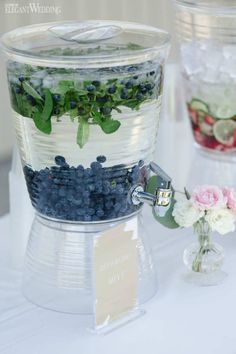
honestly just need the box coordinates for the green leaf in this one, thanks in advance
[41,89,53,121]
[32,111,52,134]
[146,176,179,229]
[91,111,102,125]
[69,108,78,121]
[101,119,121,134]
[22,81,43,101]
[77,117,89,148]
[58,80,74,94]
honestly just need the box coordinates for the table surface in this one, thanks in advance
[1,65,236,354]
[1,210,236,354]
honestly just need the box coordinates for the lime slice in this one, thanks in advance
[212,105,236,120]
[213,119,236,145]
[190,99,209,114]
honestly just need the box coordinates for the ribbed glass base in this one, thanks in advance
[22,212,158,314]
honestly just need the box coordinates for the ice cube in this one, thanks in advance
[223,45,236,60]
[199,40,223,71]
[201,68,219,83]
[221,58,236,79]
[33,70,48,79]
[180,42,203,75]
[43,76,54,89]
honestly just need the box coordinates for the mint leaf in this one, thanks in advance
[146,176,179,229]
[69,108,78,121]
[77,118,89,148]
[32,111,52,134]
[101,119,121,134]
[58,80,74,94]
[91,111,102,125]
[22,81,43,101]
[41,89,53,121]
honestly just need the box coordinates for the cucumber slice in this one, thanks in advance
[190,99,209,113]
[213,119,236,145]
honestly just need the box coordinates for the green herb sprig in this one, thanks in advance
[9,66,162,148]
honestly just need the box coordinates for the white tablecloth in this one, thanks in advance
[1,210,236,354]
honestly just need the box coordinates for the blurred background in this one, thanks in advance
[0,0,175,216]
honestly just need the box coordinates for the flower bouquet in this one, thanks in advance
[147,179,236,285]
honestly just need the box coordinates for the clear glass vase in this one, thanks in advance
[174,0,236,160]
[183,221,227,286]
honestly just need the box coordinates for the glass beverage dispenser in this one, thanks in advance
[1,21,171,315]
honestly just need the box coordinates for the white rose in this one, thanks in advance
[172,199,204,228]
[205,208,236,235]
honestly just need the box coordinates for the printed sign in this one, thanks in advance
[94,218,138,328]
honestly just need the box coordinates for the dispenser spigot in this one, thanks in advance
[130,162,172,217]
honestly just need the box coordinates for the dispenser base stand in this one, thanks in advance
[22,213,158,317]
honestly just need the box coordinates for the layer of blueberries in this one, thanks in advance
[23,155,148,222]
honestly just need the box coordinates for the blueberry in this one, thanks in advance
[100,107,112,116]
[87,208,95,216]
[150,70,155,76]
[86,84,96,92]
[27,95,36,106]
[125,80,134,89]
[114,202,122,211]
[77,165,84,177]
[70,100,77,109]
[18,75,25,82]
[136,93,144,100]
[84,215,92,221]
[96,209,104,218]
[91,161,102,171]
[84,168,93,178]
[145,83,153,91]
[96,95,108,103]
[95,180,103,188]
[15,86,22,94]
[54,108,60,115]
[77,209,85,216]
[83,190,90,199]
[92,215,100,221]
[116,185,124,194]
[55,155,66,166]
[78,107,86,115]
[127,66,136,72]
[53,94,60,102]
[107,85,117,94]
[74,199,83,206]
[88,184,95,192]
[139,83,147,93]
[96,155,106,163]
[92,80,100,87]
[133,75,139,80]
[58,188,66,197]
[105,201,113,209]
[120,88,128,99]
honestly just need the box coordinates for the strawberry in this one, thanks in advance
[188,108,198,125]
[204,115,215,126]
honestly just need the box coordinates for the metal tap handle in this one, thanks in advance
[149,162,172,189]
[130,162,172,217]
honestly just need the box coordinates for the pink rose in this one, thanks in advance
[191,185,227,210]
[222,187,236,214]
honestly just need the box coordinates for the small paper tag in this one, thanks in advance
[94,218,138,328]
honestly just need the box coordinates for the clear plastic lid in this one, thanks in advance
[0,20,170,68]
[174,0,236,14]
